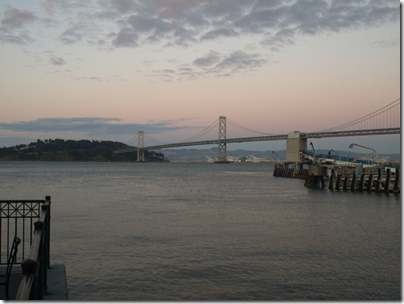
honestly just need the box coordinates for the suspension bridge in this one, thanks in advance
[114,98,400,162]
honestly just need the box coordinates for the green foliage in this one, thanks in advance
[0,139,167,162]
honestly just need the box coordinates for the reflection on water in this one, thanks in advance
[0,162,400,300]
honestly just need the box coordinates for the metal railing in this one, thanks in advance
[0,199,43,265]
[0,196,52,300]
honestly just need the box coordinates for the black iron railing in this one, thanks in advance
[0,196,51,300]
[0,199,44,265]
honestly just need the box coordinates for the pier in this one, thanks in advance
[325,168,400,193]
[304,167,400,193]
[273,162,309,179]
[0,197,67,300]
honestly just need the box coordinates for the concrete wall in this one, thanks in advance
[285,132,307,162]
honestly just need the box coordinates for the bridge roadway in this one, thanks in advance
[115,127,400,154]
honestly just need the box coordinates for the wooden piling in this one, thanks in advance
[376,169,381,192]
[393,168,400,192]
[367,174,373,192]
[329,170,335,190]
[351,173,356,191]
[335,174,341,190]
[385,169,391,193]
[343,175,348,190]
[320,176,325,188]
[359,174,365,191]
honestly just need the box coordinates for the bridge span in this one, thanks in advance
[116,127,400,153]
[114,98,400,162]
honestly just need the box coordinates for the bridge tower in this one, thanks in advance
[215,116,230,163]
[137,131,145,162]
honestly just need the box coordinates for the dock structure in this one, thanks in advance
[273,162,310,179]
[305,167,400,193]
[304,165,326,188]
[326,168,400,193]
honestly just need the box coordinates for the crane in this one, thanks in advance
[328,149,341,162]
[310,141,315,160]
[272,151,280,163]
[349,143,378,164]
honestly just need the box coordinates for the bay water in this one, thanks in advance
[0,162,400,300]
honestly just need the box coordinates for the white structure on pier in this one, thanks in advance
[286,131,307,162]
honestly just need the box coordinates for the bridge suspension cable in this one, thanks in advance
[115,133,138,152]
[226,119,276,136]
[144,133,168,145]
[179,118,219,143]
[126,133,138,146]
[316,98,400,132]
[115,131,166,154]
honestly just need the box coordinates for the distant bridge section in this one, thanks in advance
[114,98,400,161]
[115,127,400,154]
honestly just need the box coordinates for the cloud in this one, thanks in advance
[261,28,296,51]
[40,0,94,15]
[368,38,399,48]
[0,6,37,32]
[112,27,139,47]
[215,51,267,72]
[200,28,238,41]
[0,6,36,44]
[0,32,33,45]
[58,26,83,45]
[193,51,221,67]
[0,0,400,50]
[0,0,399,80]
[193,50,267,75]
[0,117,204,136]
[2,0,399,49]
[149,49,268,82]
[78,1,399,51]
[109,0,139,14]
[127,14,173,42]
[49,55,66,65]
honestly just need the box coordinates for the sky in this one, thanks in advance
[0,0,401,153]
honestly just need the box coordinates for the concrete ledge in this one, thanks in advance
[44,264,68,300]
[0,265,21,300]
[0,263,67,300]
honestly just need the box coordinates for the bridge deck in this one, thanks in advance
[115,128,400,154]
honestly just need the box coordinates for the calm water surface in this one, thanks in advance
[0,162,400,300]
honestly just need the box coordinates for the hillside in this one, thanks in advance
[0,139,167,162]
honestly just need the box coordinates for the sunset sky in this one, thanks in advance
[0,0,400,154]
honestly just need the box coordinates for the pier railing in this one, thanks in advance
[0,196,51,300]
[0,199,44,265]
